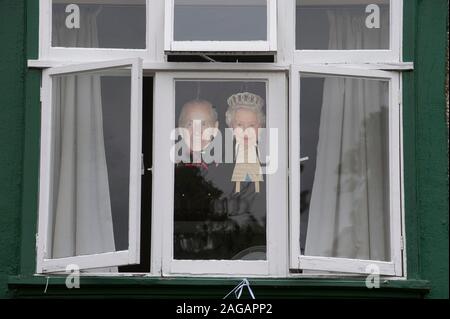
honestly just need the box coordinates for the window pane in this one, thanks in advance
[174,0,267,41]
[300,74,390,262]
[296,0,390,50]
[50,67,131,259]
[174,81,267,260]
[52,0,146,49]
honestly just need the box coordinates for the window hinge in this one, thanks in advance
[40,86,43,103]
[35,233,39,251]
[400,236,405,250]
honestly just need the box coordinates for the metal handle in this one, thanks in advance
[300,156,309,163]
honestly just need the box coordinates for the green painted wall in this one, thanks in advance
[408,0,449,299]
[0,0,26,299]
[0,0,448,298]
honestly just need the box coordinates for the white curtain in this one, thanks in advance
[304,9,390,261]
[51,8,117,263]
[326,7,389,50]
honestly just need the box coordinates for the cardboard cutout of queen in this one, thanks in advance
[226,92,265,193]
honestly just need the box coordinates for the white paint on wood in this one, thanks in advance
[36,58,143,274]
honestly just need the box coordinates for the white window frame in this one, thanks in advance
[289,65,404,276]
[152,71,288,277]
[292,0,403,63]
[36,58,143,274]
[164,0,278,53]
[31,0,409,278]
[39,0,157,61]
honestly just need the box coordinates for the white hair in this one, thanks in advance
[178,99,218,127]
[225,92,266,127]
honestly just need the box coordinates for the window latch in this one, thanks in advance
[141,154,153,175]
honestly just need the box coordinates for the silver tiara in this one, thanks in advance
[227,92,264,109]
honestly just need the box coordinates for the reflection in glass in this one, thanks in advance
[174,0,267,41]
[300,75,390,261]
[174,81,267,260]
[296,0,390,50]
[50,68,131,259]
[52,0,146,49]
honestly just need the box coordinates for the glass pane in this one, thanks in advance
[296,0,390,50]
[174,81,267,260]
[52,0,146,49]
[50,67,131,259]
[300,74,390,262]
[174,0,267,41]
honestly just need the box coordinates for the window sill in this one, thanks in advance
[8,275,430,299]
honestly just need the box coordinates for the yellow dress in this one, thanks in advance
[232,144,263,192]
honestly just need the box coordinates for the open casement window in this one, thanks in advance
[294,0,403,63]
[39,0,154,61]
[37,58,143,273]
[164,0,278,53]
[152,71,288,276]
[289,65,403,276]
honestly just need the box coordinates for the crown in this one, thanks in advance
[227,92,264,109]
